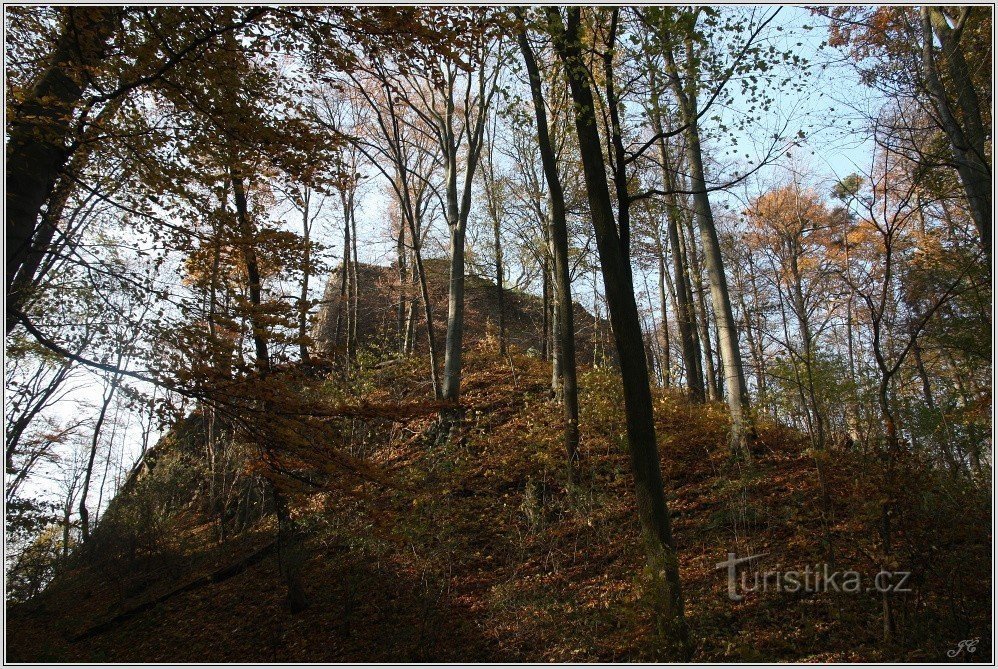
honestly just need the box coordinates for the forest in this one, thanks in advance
[4,5,992,663]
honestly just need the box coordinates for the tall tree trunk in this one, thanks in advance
[738,292,763,408]
[408,215,442,398]
[664,39,751,453]
[686,233,720,402]
[494,204,507,357]
[79,376,117,543]
[232,166,309,611]
[230,171,270,372]
[541,249,551,361]
[397,214,408,354]
[6,7,121,323]
[298,189,312,364]
[921,8,991,261]
[442,221,466,401]
[550,248,563,393]
[647,78,702,400]
[439,61,492,403]
[744,253,768,413]
[211,189,233,378]
[333,193,351,350]
[548,8,687,654]
[349,194,360,356]
[273,489,308,612]
[668,201,704,400]
[654,229,673,388]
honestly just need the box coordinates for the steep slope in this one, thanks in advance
[6,349,991,662]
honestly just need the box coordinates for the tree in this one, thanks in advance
[516,9,580,467]
[546,7,689,655]
[821,6,992,261]
[648,7,769,453]
[6,8,272,327]
[746,181,842,450]
[6,7,123,313]
[345,66,444,396]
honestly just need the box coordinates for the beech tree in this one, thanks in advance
[545,7,689,656]
[516,10,581,467]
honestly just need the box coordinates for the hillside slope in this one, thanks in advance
[6,348,991,662]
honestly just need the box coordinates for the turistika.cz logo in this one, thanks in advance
[715,552,912,602]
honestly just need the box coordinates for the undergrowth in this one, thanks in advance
[6,343,992,662]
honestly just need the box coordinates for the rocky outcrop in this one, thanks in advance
[312,258,613,365]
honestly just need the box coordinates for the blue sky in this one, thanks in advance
[19,6,893,514]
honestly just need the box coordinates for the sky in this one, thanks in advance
[12,5,892,524]
[339,6,885,334]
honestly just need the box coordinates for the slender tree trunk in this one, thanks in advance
[550,247,563,393]
[738,292,763,407]
[62,499,73,558]
[273,489,308,612]
[230,170,269,372]
[409,216,442,398]
[745,253,768,413]
[648,84,702,400]
[788,250,825,450]
[333,193,350,351]
[232,165,309,611]
[349,194,360,356]
[687,240,720,402]
[397,215,408,354]
[79,376,117,542]
[439,61,492,404]
[548,8,687,654]
[494,207,507,356]
[541,249,551,361]
[655,231,673,388]
[668,204,704,400]
[680,207,719,400]
[298,190,312,364]
[210,190,232,378]
[664,39,751,453]
[442,220,466,401]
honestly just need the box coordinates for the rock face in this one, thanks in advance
[312,258,614,365]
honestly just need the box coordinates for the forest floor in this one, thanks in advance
[6,347,991,662]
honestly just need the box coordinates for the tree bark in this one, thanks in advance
[663,36,751,453]
[79,376,118,543]
[514,25,584,461]
[667,199,704,400]
[495,212,507,356]
[439,61,493,403]
[654,229,673,388]
[685,228,721,402]
[442,219,467,401]
[408,214,442,398]
[6,7,121,322]
[921,8,991,261]
[298,189,312,364]
[547,7,688,654]
[517,23,579,460]
[230,170,270,372]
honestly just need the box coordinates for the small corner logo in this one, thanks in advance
[947,638,980,658]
